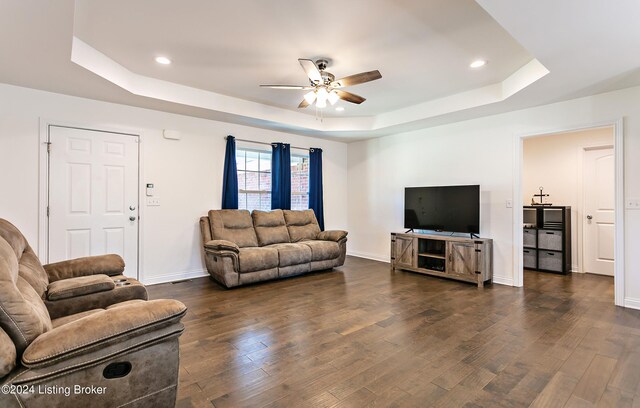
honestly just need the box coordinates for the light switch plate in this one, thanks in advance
[146,197,160,206]
[626,198,640,209]
[506,199,513,208]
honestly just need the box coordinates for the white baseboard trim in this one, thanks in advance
[624,297,640,310]
[492,275,514,286]
[347,250,389,263]
[143,269,209,286]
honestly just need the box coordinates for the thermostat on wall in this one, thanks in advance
[146,183,154,196]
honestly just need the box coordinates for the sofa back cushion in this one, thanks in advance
[0,235,52,357]
[0,219,49,298]
[252,210,291,246]
[208,210,259,248]
[0,327,16,378]
[283,210,321,242]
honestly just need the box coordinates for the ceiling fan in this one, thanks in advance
[260,58,382,109]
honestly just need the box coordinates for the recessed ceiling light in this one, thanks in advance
[470,59,487,68]
[155,56,171,65]
[335,106,345,112]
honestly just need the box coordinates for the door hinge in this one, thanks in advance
[46,142,51,153]
[46,206,50,217]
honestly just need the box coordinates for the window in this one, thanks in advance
[290,155,309,210]
[236,147,309,211]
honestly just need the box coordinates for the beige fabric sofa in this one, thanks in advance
[0,219,187,407]
[200,209,347,287]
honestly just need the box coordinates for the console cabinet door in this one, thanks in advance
[447,241,477,277]
[394,236,415,268]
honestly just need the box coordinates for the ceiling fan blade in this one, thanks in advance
[298,98,311,109]
[335,90,366,104]
[331,70,382,88]
[260,85,313,90]
[298,59,322,83]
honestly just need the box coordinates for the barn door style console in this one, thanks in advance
[390,232,493,287]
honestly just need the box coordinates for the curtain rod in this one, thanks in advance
[225,136,314,152]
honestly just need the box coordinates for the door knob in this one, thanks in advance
[129,206,136,211]
[129,216,136,221]
[587,215,593,220]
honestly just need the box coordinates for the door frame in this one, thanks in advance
[38,119,144,280]
[512,119,624,306]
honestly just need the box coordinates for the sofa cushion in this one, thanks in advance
[0,219,49,298]
[301,240,341,261]
[238,247,279,273]
[46,274,115,301]
[0,326,16,378]
[252,210,291,246]
[0,238,52,356]
[283,210,321,242]
[266,243,312,267]
[208,210,259,248]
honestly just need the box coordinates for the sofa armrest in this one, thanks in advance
[317,230,348,242]
[46,274,115,301]
[44,254,125,282]
[204,239,240,253]
[21,299,187,368]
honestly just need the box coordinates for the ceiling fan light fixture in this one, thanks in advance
[304,91,317,104]
[316,87,329,108]
[328,90,340,105]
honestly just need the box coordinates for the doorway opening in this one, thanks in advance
[514,121,624,306]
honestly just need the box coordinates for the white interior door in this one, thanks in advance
[48,126,139,278]
[582,147,614,276]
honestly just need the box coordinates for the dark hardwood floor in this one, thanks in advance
[147,256,640,408]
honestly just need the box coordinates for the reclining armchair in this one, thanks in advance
[0,219,187,407]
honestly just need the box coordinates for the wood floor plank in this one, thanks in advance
[144,257,640,408]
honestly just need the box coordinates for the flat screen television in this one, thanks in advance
[404,185,480,234]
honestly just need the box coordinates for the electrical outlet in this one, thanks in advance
[506,199,513,208]
[146,197,160,206]
[626,198,640,209]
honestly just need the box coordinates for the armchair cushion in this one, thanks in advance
[317,230,348,242]
[22,299,187,368]
[46,274,115,301]
[44,254,125,282]
[204,239,240,253]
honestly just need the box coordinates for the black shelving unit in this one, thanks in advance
[523,206,571,274]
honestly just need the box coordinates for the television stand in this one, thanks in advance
[390,232,493,287]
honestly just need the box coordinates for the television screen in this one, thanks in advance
[404,185,480,233]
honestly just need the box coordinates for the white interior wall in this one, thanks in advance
[0,84,348,284]
[347,85,640,309]
[523,127,614,272]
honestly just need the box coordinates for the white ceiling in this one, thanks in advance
[1,0,639,141]
[74,0,532,117]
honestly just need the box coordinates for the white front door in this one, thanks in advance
[582,147,614,276]
[48,126,139,278]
